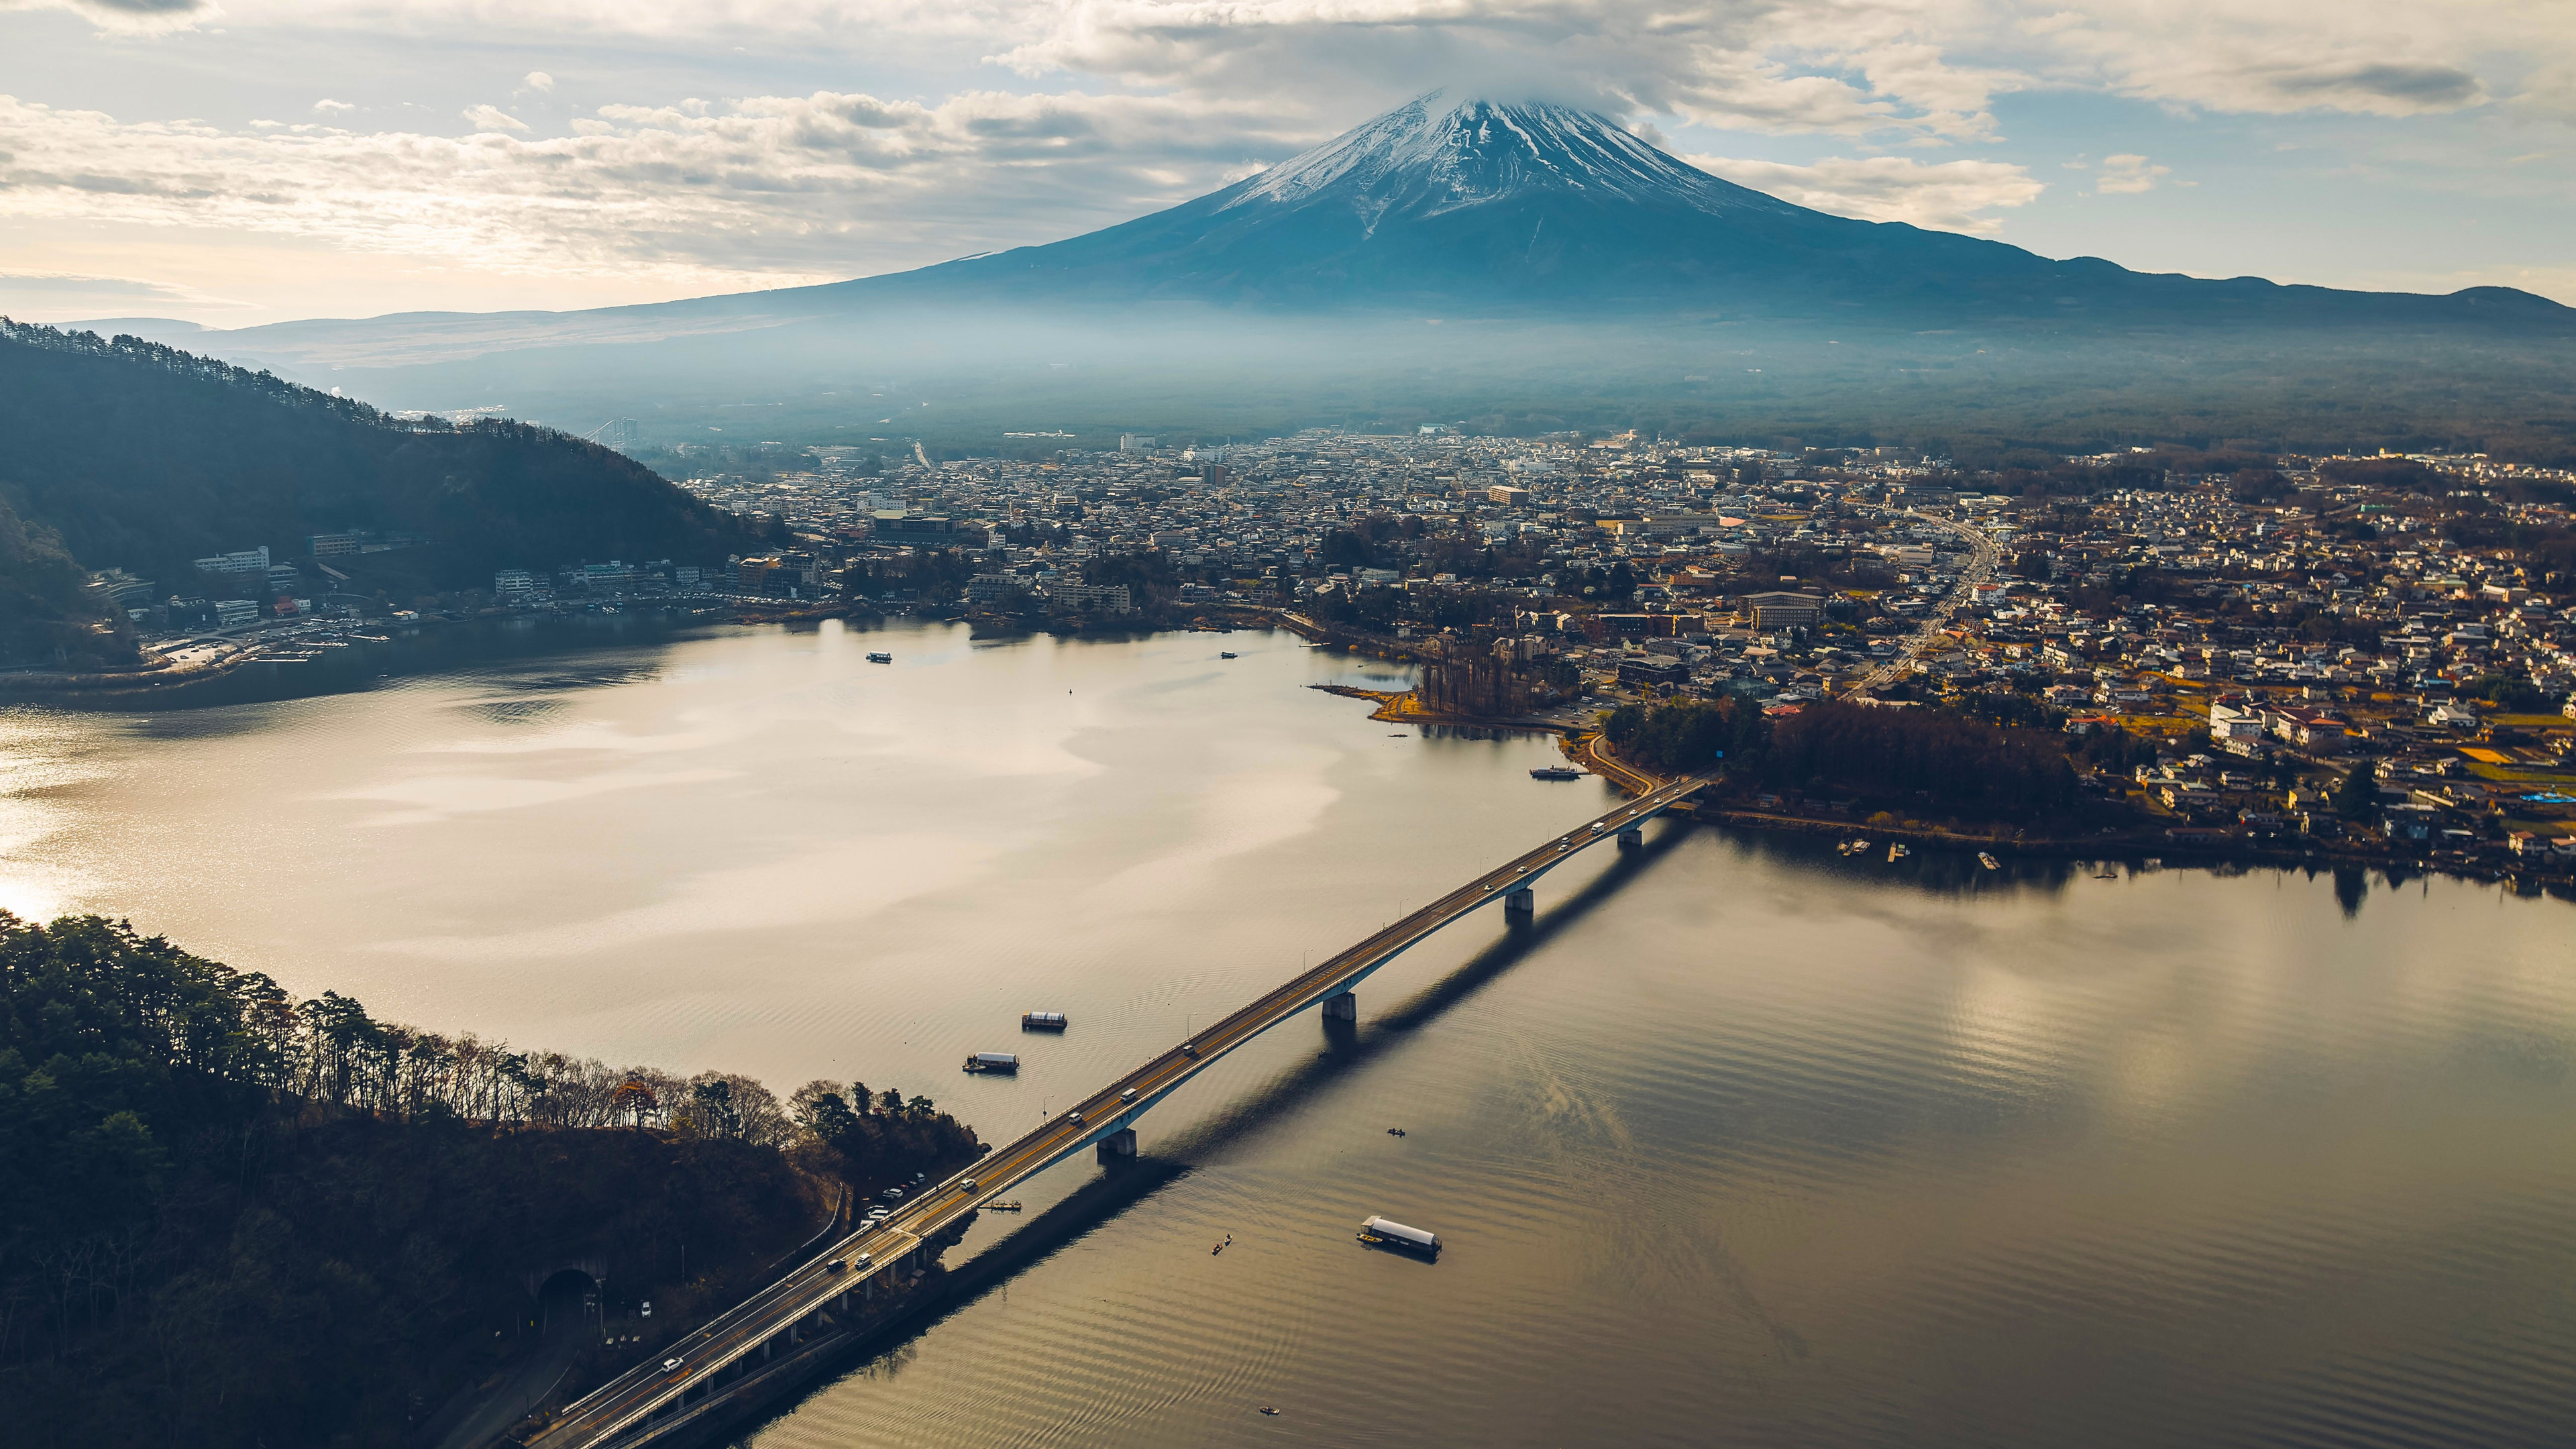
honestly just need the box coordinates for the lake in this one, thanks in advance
[4,619,2569,1448]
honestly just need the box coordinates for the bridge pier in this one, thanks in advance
[1095,1127,1138,1163]
[1504,886,1534,916]
[1320,991,1357,1022]
[1617,825,1644,849]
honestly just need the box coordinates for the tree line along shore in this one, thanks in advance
[0,912,986,1449]
[1578,695,2576,895]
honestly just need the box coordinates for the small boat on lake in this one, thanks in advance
[1978,852,2000,870]
[1888,843,1910,862]
[1529,766,1582,781]
[1220,651,1238,659]
[866,651,893,663]
[1356,1215,1441,1257]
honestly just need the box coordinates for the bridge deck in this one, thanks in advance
[533,757,1702,1448]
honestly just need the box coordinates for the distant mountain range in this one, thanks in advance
[72,92,2576,459]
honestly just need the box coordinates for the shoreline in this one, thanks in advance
[1601,729,2575,896]
[20,607,2570,898]
[1301,667,2576,899]
[0,601,883,711]
[11,598,1271,712]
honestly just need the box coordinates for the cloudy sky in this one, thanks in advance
[2,0,2568,326]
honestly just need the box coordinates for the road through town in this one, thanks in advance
[1847,509,2001,698]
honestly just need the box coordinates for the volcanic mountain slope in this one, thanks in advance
[76,91,2576,460]
[107,90,2571,380]
[885,93,2022,313]
[892,91,2561,323]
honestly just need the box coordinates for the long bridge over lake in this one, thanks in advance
[531,762,1707,1449]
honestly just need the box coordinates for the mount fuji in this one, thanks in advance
[814,90,2564,323]
[894,91,1900,310]
[80,91,2576,452]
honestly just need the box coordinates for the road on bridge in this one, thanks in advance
[531,765,1706,1449]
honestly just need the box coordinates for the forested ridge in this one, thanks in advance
[0,494,105,667]
[0,319,763,665]
[0,912,983,1448]
[1603,697,2084,818]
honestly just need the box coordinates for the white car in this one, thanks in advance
[663,1356,685,1373]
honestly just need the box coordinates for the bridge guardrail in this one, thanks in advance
[538,771,1709,1449]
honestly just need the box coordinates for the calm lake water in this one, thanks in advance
[5,621,2571,1448]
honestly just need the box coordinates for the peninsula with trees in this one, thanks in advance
[0,912,986,1448]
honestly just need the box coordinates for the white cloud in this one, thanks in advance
[1686,152,2044,231]
[2007,0,2502,119]
[3,0,218,35]
[15,0,2567,132]
[993,0,2022,144]
[2506,58,2576,125]
[0,269,252,320]
[6,0,2573,315]
[0,91,1312,286]
[2345,261,2576,302]
[982,0,2560,139]
[2092,152,2168,194]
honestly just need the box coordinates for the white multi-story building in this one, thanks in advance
[195,547,270,580]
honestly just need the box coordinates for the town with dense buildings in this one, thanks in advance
[108,427,2576,877]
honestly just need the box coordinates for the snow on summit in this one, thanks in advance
[1222,91,1798,222]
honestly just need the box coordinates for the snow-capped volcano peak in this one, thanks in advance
[1222,90,1794,223]
[934,89,1981,309]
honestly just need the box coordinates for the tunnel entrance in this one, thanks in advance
[534,1267,599,1339]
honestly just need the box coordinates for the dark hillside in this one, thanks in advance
[0,319,761,656]
[0,913,985,1448]
[0,494,126,667]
